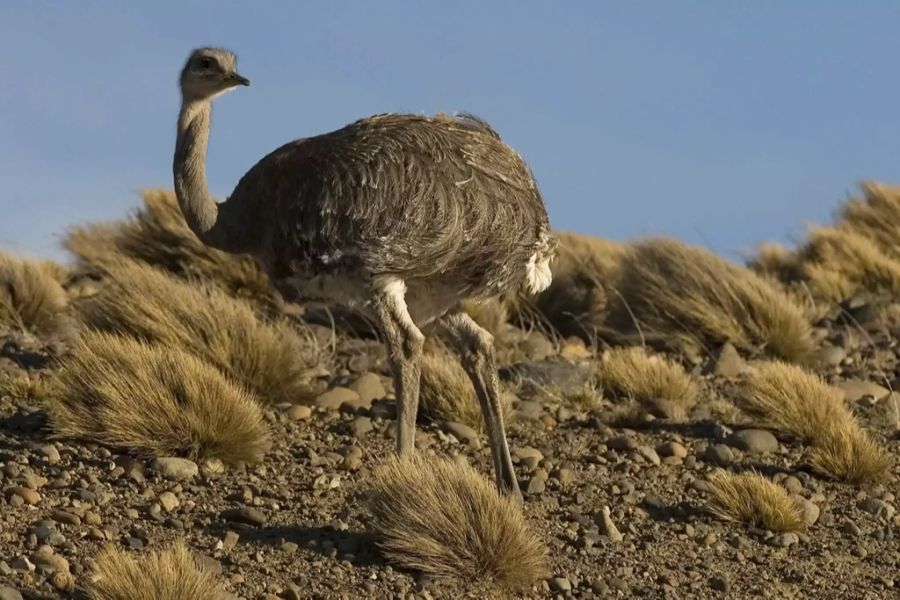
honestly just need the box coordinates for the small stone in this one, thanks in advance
[158,491,179,512]
[39,445,61,464]
[637,445,661,466]
[526,476,546,495]
[220,506,267,527]
[793,496,820,526]
[835,380,890,403]
[315,387,360,410]
[285,405,312,421]
[556,468,576,485]
[4,486,40,505]
[598,506,623,543]
[703,444,734,466]
[710,576,730,593]
[222,531,240,551]
[606,436,637,451]
[814,345,846,367]
[656,441,688,459]
[349,373,386,404]
[280,541,298,555]
[841,521,862,537]
[727,429,778,454]
[0,587,23,600]
[859,498,896,521]
[50,510,80,526]
[151,457,198,481]
[350,416,373,437]
[550,577,572,592]
[783,476,803,494]
[772,532,799,547]
[709,343,745,377]
[442,421,480,445]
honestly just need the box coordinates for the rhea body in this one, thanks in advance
[174,48,555,498]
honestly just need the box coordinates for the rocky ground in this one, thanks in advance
[0,317,898,600]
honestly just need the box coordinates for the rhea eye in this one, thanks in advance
[199,58,213,69]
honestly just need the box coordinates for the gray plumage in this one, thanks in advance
[173,47,556,499]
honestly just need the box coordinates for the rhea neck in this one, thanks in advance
[174,95,247,252]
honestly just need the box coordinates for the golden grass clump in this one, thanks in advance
[49,331,271,463]
[604,237,814,363]
[368,454,548,590]
[530,232,625,339]
[838,182,900,259]
[64,189,281,312]
[419,351,511,431]
[79,260,318,405]
[597,346,697,407]
[706,470,805,532]
[0,253,69,335]
[87,540,227,600]
[738,361,892,482]
[462,298,510,340]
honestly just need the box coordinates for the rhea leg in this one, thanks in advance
[372,278,424,455]
[439,309,522,500]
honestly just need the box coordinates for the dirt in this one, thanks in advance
[0,315,897,600]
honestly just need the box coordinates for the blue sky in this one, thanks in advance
[2,2,899,261]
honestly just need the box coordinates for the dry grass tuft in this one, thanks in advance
[79,260,319,405]
[531,232,625,339]
[838,182,900,259]
[738,361,892,482]
[597,346,697,407]
[706,470,805,532]
[0,253,69,335]
[87,540,227,600]
[368,453,548,590]
[462,298,510,340]
[64,189,281,313]
[604,238,815,363]
[48,331,271,463]
[419,351,511,431]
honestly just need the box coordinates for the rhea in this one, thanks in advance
[174,47,555,499]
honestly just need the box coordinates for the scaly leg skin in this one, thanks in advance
[440,309,523,502]
[372,278,424,456]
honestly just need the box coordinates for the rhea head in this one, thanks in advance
[179,47,249,101]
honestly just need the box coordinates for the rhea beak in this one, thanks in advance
[231,73,250,86]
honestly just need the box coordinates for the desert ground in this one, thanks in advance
[0,184,898,599]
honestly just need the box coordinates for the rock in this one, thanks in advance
[782,476,803,494]
[526,476,546,495]
[708,343,745,377]
[0,588,22,600]
[703,444,734,466]
[50,510,80,526]
[598,506,623,543]
[643,398,687,421]
[222,531,240,551]
[841,520,862,537]
[315,387,360,410]
[556,468,576,485]
[657,441,688,459]
[835,380,890,403]
[814,345,846,367]
[158,491,179,512]
[152,457,198,481]
[4,486,40,505]
[350,416,373,437]
[442,421,480,445]
[560,337,592,361]
[606,436,638,451]
[39,445,61,464]
[710,576,730,593]
[771,532,799,547]
[518,331,555,361]
[727,429,778,454]
[285,405,312,421]
[349,373,387,405]
[859,498,896,521]
[794,496,820,526]
[550,577,572,592]
[514,446,544,469]
[637,446,661,466]
[221,507,267,527]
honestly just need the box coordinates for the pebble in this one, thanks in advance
[158,491,179,512]
[656,441,688,459]
[727,429,778,454]
[550,577,572,592]
[315,387,360,410]
[441,421,480,445]
[793,496,820,526]
[221,507,267,527]
[637,446,661,466]
[350,416,373,437]
[598,506,623,543]
[285,405,312,421]
[349,373,387,404]
[703,444,734,466]
[39,445,61,464]
[606,436,638,451]
[709,342,745,377]
[0,588,22,600]
[783,476,803,494]
[835,380,890,403]
[50,510,80,526]
[5,486,40,505]
[643,398,687,421]
[710,576,730,593]
[151,457,199,481]
[859,498,895,521]
[771,532,799,547]
[526,476,546,495]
